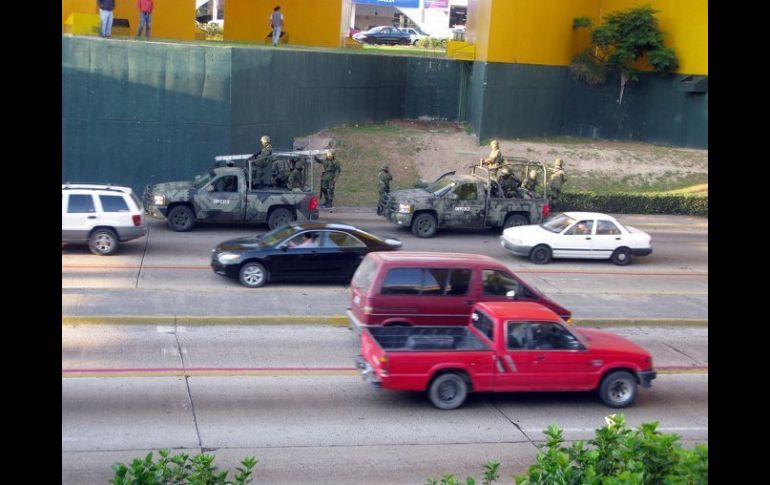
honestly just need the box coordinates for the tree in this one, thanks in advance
[571,5,679,104]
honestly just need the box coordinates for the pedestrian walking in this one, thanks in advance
[270,6,285,46]
[136,0,153,39]
[97,0,115,38]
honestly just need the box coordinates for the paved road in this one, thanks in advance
[62,211,708,322]
[62,324,708,484]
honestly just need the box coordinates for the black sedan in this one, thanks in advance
[211,222,403,288]
[352,26,412,45]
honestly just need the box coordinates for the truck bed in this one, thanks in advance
[367,326,489,351]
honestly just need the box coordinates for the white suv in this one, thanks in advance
[62,184,147,255]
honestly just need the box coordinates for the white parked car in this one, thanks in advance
[500,212,652,265]
[62,184,147,255]
[400,27,427,45]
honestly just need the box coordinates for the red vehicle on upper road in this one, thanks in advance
[355,302,656,410]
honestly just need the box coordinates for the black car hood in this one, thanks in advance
[216,236,267,252]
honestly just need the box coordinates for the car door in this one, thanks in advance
[414,267,474,326]
[553,219,595,259]
[525,322,594,390]
[493,321,534,390]
[317,230,367,280]
[196,175,245,221]
[62,193,98,241]
[591,219,625,259]
[440,182,486,228]
[269,231,326,280]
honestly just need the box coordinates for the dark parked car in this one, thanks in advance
[353,26,411,45]
[211,222,403,288]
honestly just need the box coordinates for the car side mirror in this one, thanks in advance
[279,244,289,251]
[506,290,516,299]
[447,193,458,200]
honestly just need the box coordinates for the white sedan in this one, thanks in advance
[500,212,652,265]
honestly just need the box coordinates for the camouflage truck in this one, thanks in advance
[380,159,551,238]
[143,150,322,232]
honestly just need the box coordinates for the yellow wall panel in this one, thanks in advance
[225,0,348,48]
[113,0,197,40]
[62,0,98,28]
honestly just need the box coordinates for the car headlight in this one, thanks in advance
[216,252,241,264]
[398,203,414,214]
[152,194,166,205]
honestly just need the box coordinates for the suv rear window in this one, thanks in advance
[351,257,377,291]
[67,194,95,213]
[99,195,130,212]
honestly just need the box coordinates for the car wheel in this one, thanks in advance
[599,370,637,408]
[411,213,437,238]
[611,247,632,266]
[239,262,268,288]
[167,205,195,232]
[88,229,119,256]
[268,208,294,230]
[503,214,528,230]
[428,373,468,410]
[529,244,552,264]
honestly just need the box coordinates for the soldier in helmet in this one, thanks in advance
[271,157,291,188]
[480,139,504,177]
[497,166,522,198]
[522,168,540,198]
[376,165,392,215]
[287,158,306,191]
[314,149,342,208]
[547,158,567,209]
[249,135,274,188]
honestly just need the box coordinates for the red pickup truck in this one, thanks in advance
[355,301,656,410]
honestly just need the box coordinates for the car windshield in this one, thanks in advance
[425,178,455,196]
[193,171,217,189]
[259,225,300,246]
[541,213,576,233]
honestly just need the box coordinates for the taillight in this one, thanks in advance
[309,196,318,211]
[132,214,142,226]
[542,203,551,219]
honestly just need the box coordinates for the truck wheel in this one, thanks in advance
[167,205,195,232]
[428,373,468,410]
[239,262,268,288]
[529,244,552,264]
[268,208,294,230]
[411,213,437,238]
[611,247,632,266]
[503,214,528,230]
[599,370,637,408]
[88,229,119,256]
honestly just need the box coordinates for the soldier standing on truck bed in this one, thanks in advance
[249,135,273,188]
[314,149,341,208]
[497,167,522,198]
[376,165,392,215]
[547,158,567,209]
[287,158,306,190]
[480,140,504,178]
[522,169,540,198]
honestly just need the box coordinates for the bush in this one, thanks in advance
[111,449,257,485]
[560,191,708,216]
[428,414,708,485]
[416,37,449,49]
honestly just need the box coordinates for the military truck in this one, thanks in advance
[379,159,551,238]
[143,150,322,232]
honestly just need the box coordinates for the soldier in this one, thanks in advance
[547,158,567,209]
[522,169,540,198]
[314,149,341,208]
[480,140,504,177]
[271,157,291,188]
[497,167,522,198]
[249,135,273,188]
[376,165,392,215]
[287,158,306,191]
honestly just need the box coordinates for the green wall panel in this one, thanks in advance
[404,58,462,120]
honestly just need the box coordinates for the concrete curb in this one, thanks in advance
[62,315,707,327]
